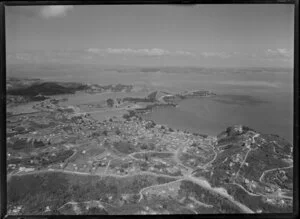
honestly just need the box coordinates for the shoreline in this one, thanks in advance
[6,77,293,214]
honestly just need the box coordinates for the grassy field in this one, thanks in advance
[178,180,243,214]
[224,183,292,213]
[239,148,291,181]
[8,171,176,215]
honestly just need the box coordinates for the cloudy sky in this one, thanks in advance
[6,4,294,67]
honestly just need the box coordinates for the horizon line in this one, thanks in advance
[6,63,294,70]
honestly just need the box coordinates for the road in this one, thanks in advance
[229,182,261,196]
[252,133,260,144]
[9,131,291,214]
[185,175,254,214]
[201,145,218,169]
[12,168,182,180]
[104,160,111,174]
[189,197,213,208]
[130,150,173,156]
[259,165,293,183]
[234,133,260,180]
[230,182,293,201]
[173,147,194,175]
[234,148,252,179]
[10,165,254,213]
[62,149,78,169]
[138,179,183,202]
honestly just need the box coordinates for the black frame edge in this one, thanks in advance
[0,2,7,219]
[293,0,299,217]
[2,0,297,6]
[1,1,298,219]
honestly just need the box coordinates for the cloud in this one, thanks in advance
[87,48,195,57]
[265,48,293,58]
[199,49,293,64]
[40,6,74,18]
[106,48,170,56]
[261,48,293,64]
[175,50,195,56]
[218,80,281,88]
[87,48,102,53]
[7,50,86,64]
[12,53,40,62]
[201,52,231,59]
[108,48,170,56]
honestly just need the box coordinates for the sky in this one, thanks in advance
[5,4,294,68]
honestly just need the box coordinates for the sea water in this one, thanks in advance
[7,64,293,143]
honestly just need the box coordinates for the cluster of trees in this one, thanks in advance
[145,121,156,129]
[115,128,121,135]
[8,138,30,150]
[123,97,153,103]
[113,141,135,154]
[106,98,114,107]
[138,143,154,151]
[8,82,87,96]
[122,110,136,120]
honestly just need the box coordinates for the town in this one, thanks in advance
[6,78,293,215]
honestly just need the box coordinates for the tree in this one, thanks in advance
[115,128,121,135]
[144,154,149,161]
[147,91,157,102]
[145,121,155,129]
[191,142,198,147]
[128,110,136,117]
[106,98,114,107]
[122,113,130,121]
[140,143,148,150]
[102,130,108,136]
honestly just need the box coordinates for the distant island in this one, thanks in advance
[6,77,133,106]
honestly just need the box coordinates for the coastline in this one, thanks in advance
[6,77,293,214]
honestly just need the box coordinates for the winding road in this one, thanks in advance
[259,165,293,183]
[9,130,292,214]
